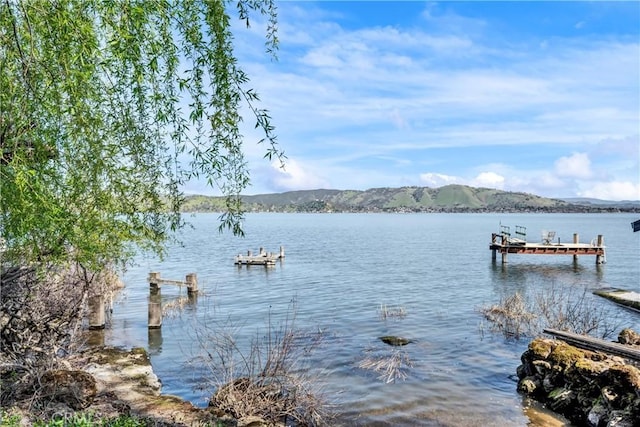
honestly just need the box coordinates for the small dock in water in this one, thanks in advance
[490,226,605,264]
[235,246,285,266]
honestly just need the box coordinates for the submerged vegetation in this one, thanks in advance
[358,304,414,384]
[479,284,621,340]
[378,304,407,320]
[359,350,414,384]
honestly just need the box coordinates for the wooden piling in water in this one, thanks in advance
[596,235,604,264]
[88,295,105,330]
[147,271,199,328]
[186,273,198,303]
[148,282,162,329]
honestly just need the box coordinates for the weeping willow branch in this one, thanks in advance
[0,0,284,269]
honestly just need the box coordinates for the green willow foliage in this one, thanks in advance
[0,0,283,270]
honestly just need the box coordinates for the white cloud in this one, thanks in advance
[554,152,592,179]
[225,3,639,199]
[527,172,566,190]
[266,158,330,192]
[419,172,463,187]
[472,172,505,189]
[579,181,640,201]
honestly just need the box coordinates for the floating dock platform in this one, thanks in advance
[234,246,284,266]
[490,226,605,264]
[593,288,640,312]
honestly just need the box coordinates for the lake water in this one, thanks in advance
[99,213,640,426]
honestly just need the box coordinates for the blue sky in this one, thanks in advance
[198,1,640,201]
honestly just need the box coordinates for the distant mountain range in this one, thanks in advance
[560,197,640,209]
[181,185,640,213]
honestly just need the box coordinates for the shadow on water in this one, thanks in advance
[148,328,163,355]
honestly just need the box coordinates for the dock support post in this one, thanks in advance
[596,235,605,264]
[492,249,496,261]
[149,272,160,285]
[573,233,579,262]
[148,274,162,329]
[186,273,198,302]
[88,295,105,330]
[501,252,507,264]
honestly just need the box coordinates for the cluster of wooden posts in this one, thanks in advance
[87,271,198,330]
[87,244,281,331]
[147,272,198,329]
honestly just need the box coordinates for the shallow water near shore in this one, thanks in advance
[98,212,640,426]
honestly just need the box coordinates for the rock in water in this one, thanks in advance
[379,336,413,346]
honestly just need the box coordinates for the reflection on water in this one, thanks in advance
[101,213,639,426]
[148,328,163,355]
[85,329,105,347]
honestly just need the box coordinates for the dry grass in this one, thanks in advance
[479,292,537,339]
[0,262,123,410]
[377,304,407,320]
[534,285,619,338]
[358,349,413,384]
[189,304,333,426]
[479,285,621,340]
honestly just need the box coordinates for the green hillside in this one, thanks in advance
[180,185,638,213]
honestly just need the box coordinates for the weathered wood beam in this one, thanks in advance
[594,288,640,312]
[543,328,640,362]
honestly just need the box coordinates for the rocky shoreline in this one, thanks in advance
[7,332,640,426]
[517,330,640,426]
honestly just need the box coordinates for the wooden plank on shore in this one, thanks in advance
[594,288,640,312]
[543,328,640,362]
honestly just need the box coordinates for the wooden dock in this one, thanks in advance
[490,226,605,264]
[234,246,284,266]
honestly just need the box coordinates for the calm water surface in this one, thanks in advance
[101,213,640,426]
